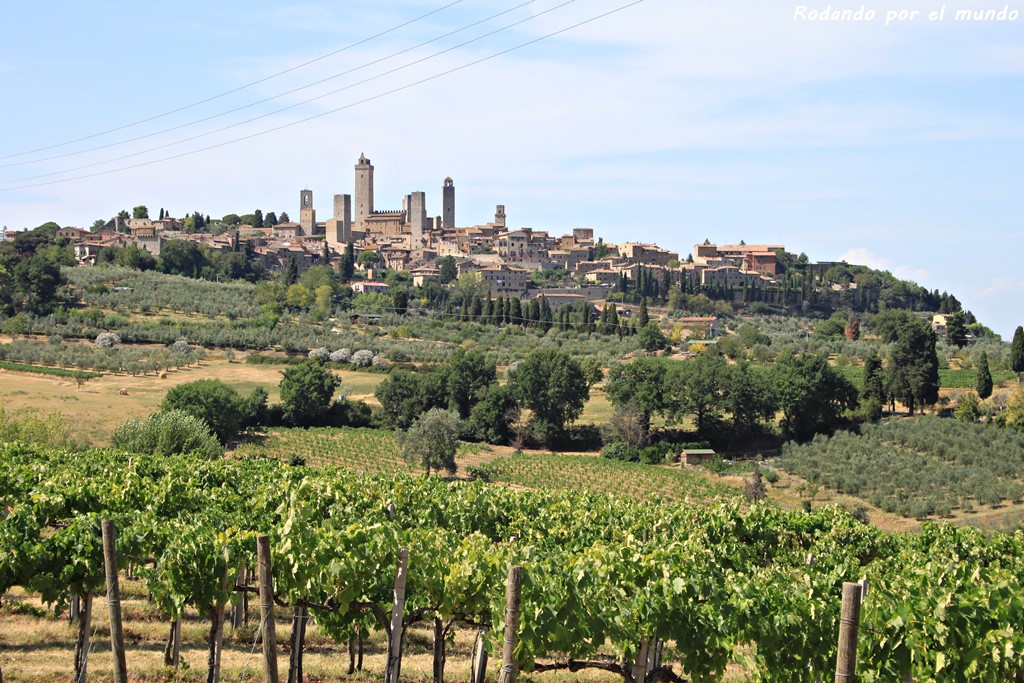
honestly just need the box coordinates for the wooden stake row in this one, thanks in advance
[92,523,864,683]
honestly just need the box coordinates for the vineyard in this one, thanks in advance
[0,360,100,381]
[232,427,490,474]
[781,416,1024,518]
[2,444,1023,683]
[469,451,738,503]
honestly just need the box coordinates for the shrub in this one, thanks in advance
[0,407,77,450]
[308,347,331,361]
[350,349,375,367]
[95,332,121,348]
[401,408,461,475]
[280,360,341,426]
[329,348,352,363]
[111,410,222,459]
[161,379,246,443]
[372,354,392,369]
[601,441,638,462]
[171,339,192,355]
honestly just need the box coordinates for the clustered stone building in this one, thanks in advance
[60,154,786,301]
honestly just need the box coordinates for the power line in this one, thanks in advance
[0,1,643,192]
[0,0,540,170]
[1,0,559,183]
[0,0,463,161]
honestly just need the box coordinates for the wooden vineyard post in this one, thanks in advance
[834,581,863,682]
[257,535,279,683]
[73,593,94,683]
[469,629,489,683]
[101,520,128,683]
[233,563,247,629]
[385,549,410,683]
[632,639,650,683]
[498,566,523,683]
[287,605,308,683]
[70,593,80,624]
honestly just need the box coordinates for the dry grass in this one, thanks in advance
[0,359,383,447]
[0,582,654,683]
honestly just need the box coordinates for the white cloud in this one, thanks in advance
[976,276,1024,300]
[837,247,930,281]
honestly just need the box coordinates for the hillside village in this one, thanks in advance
[46,154,840,311]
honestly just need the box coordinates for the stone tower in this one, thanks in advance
[354,153,374,229]
[299,189,315,235]
[442,177,455,229]
[409,191,427,248]
[326,194,352,247]
[495,204,506,227]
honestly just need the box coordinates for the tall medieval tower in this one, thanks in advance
[299,189,316,234]
[326,194,352,247]
[442,177,455,229]
[409,191,427,248]
[354,153,374,229]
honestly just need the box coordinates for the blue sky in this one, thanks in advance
[1,0,1021,336]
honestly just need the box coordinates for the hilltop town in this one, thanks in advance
[51,153,819,309]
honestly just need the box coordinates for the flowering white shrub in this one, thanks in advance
[329,348,352,363]
[171,339,192,355]
[350,349,375,367]
[308,347,331,361]
[95,332,121,348]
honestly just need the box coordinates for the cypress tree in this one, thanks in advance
[284,256,299,286]
[977,352,993,400]
[510,297,523,324]
[637,298,650,327]
[1012,326,1024,383]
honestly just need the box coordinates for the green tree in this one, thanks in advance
[469,384,520,445]
[401,408,460,475]
[221,214,241,226]
[772,351,857,442]
[946,311,968,348]
[637,322,668,352]
[438,256,457,284]
[341,243,355,281]
[279,360,340,426]
[441,348,496,418]
[976,352,993,400]
[886,317,940,415]
[724,362,777,438]
[113,244,157,270]
[252,209,264,228]
[357,249,380,268]
[605,357,668,444]
[860,351,886,422]
[507,349,590,444]
[283,256,299,286]
[1011,326,1024,383]
[161,379,245,444]
[132,205,149,219]
[637,298,650,327]
[375,371,446,430]
[665,351,728,437]
[158,239,211,278]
